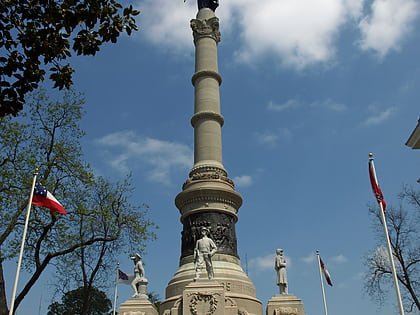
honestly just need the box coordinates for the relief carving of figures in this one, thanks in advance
[181,212,238,258]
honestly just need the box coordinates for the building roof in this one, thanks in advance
[406,118,420,149]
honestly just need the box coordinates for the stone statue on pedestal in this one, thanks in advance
[194,227,217,280]
[275,249,288,294]
[130,254,147,298]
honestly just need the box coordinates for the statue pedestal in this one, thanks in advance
[183,280,225,315]
[266,294,306,315]
[161,279,258,315]
[118,297,158,315]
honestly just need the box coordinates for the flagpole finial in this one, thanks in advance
[316,250,320,254]
[369,153,374,159]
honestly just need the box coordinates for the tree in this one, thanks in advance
[47,286,112,315]
[364,186,420,313]
[0,89,155,314]
[1,0,140,117]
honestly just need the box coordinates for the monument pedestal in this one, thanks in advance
[118,278,158,315]
[118,297,158,315]
[161,278,260,315]
[266,294,305,315]
[183,280,225,315]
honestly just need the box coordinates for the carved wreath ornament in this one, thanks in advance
[187,292,220,315]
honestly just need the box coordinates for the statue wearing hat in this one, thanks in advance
[194,227,217,280]
[275,249,288,294]
[130,253,146,297]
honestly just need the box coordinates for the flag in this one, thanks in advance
[118,269,128,280]
[32,181,66,215]
[117,269,131,284]
[320,257,333,286]
[368,159,386,212]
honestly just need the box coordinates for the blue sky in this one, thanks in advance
[7,0,420,314]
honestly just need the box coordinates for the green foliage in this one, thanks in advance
[47,286,112,315]
[0,0,140,117]
[364,186,420,312]
[0,88,156,313]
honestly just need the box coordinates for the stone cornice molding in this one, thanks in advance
[176,190,242,211]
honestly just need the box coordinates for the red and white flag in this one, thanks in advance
[117,269,131,285]
[320,257,333,286]
[32,181,66,215]
[368,159,386,212]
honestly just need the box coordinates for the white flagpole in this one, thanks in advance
[112,262,119,315]
[369,155,405,315]
[316,250,328,315]
[8,168,38,315]
[369,153,404,315]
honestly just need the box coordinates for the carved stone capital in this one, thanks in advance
[191,17,221,43]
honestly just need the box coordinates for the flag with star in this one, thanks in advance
[32,181,66,215]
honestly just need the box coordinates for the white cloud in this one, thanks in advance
[249,253,292,270]
[135,0,378,69]
[267,99,300,112]
[135,0,196,55]
[364,105,396,125]
[232,0,358,69]
[301,253,316,263]
[331,254,348,263]
[256,131,279,146]
[95,130,193,185]
[311,99,347,112]
[233,175,253,187]
[358,0,419,58]
[256,128,292,147]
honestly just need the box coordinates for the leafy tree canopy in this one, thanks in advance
[47,286,112,315]
[0,0,140,117]
[0,88,155,314]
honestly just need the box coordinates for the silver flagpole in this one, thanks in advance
[369,154,405,315]
[316,250,328,315]
[112,262,120,315]
[8,168,38,315]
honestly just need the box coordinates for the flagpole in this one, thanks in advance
[316,250,328,315]
[8,168,38,315]
[368,154,405,315]
[112,262,119,315]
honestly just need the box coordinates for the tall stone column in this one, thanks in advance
[160,7,262,315]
